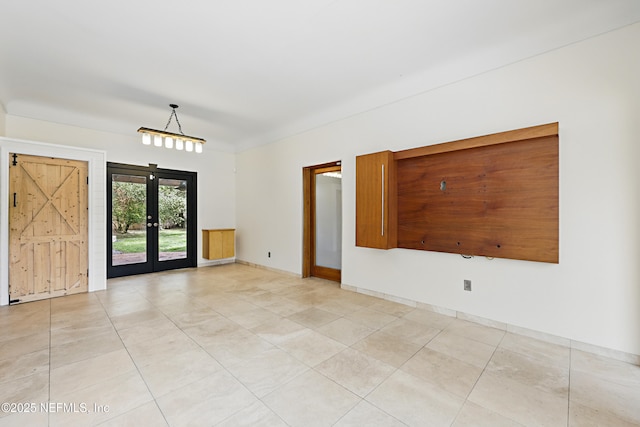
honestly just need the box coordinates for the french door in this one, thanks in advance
[107,163,197,278]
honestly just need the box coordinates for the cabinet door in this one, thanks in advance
[203,229,235,260]
[221,230,235,258]
[209,231,224,259]
[356,151,397,249]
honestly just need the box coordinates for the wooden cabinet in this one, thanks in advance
[356,151,397,249]
[202,229,235,260]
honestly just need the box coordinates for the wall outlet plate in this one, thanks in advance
[464,280,472,291]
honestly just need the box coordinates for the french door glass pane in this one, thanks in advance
[158,178,188,262]
[315,172,342,269]
[111,174,147,266]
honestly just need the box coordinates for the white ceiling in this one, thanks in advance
[1,1,639,152]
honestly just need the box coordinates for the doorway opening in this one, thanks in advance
[107,163,197,278]
[303,161,342,282]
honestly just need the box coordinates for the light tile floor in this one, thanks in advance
[1,263,639,426]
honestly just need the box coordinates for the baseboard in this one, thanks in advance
[234,259,301,278]
[198,258,236,267]
[341,283,640,366]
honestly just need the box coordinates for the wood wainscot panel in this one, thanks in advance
[396,133,558,263]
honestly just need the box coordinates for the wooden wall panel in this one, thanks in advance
[355,151,397,249]
[397,135,558,263]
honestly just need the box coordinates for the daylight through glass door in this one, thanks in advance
[158,177,188,262]
[111,174,148,266]
[107,163,197,278]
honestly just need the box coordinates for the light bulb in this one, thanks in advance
[195,142,203,153]
[153,135,162,147]
[175,139,184,150]
[186,140,193,152]
[142,133,151,145]
[165,137,173,149]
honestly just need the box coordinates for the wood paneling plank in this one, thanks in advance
[397,135,558,263]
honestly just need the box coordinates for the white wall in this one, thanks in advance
[0,103,6,136]
[5,116,237,266]
[236,23,640,355]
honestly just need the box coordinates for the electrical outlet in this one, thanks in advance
[464,280,472,291]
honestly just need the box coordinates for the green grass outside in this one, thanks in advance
[113,229,186,253]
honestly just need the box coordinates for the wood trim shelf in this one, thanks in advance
[394,122,558,160]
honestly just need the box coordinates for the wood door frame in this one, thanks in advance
[302,161,342,282]
[0,138,107,307]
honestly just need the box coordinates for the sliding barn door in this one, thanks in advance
[9,154,88,304]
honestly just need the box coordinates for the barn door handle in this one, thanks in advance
[13,193,16,207]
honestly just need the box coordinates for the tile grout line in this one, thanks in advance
[446,327,510,426]
[138,286,294,426]
[304,314,384,426]
[336,310,444,427]
[235,304,351,424]
[566,346,572,427]
[48,299,52,427]
[409,323,466,426]
[263,305,401,426]
[232,296,374,425]
[213,285,398,424]
[95,288,171,426]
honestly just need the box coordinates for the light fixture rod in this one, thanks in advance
[164,104,184,135]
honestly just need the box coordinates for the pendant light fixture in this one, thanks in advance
[138,104,205,153]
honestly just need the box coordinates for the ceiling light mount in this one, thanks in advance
[138,104,205,153]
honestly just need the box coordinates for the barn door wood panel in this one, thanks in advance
[9,154,88,303]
